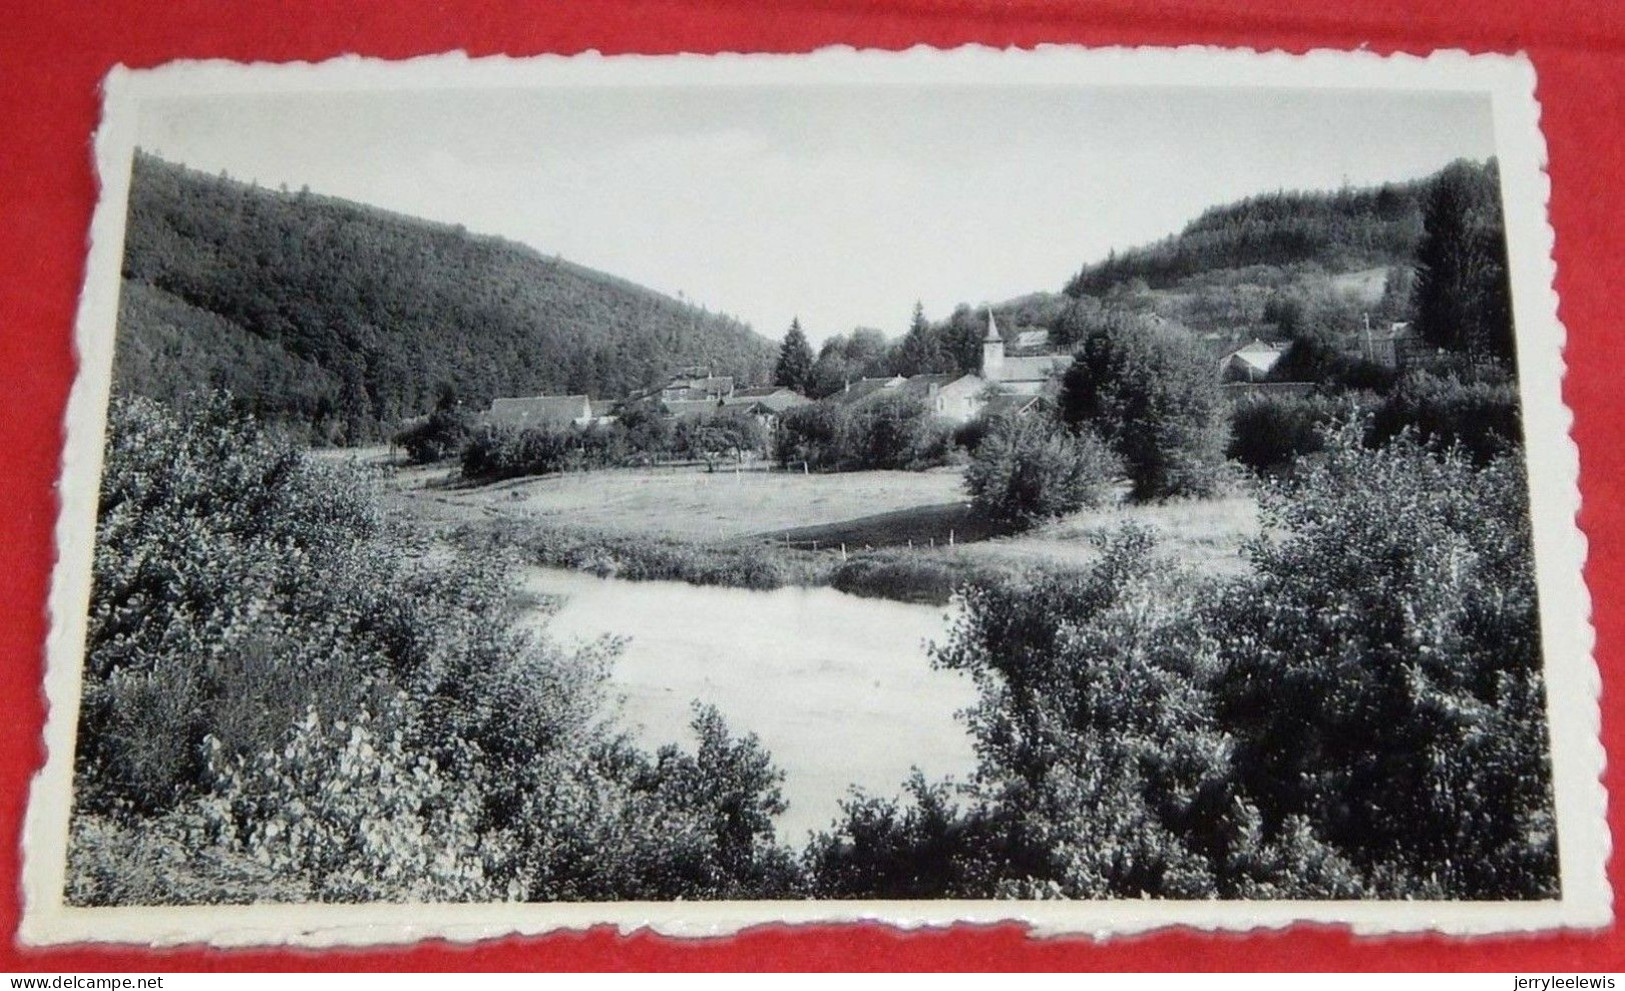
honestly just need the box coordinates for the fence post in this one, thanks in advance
[840,543,847,562]
[949,528,955,547]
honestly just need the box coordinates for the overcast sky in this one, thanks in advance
[135,84,1495,346]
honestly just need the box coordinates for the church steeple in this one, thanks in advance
[980,307,1005,380]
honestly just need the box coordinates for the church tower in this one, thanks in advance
[980,307,1005,381]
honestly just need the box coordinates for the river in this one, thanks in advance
[518,567,980,844]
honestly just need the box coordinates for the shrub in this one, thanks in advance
[1212,425,1555,898]
[777,394,951,472]
[829,551,980,606]
[1057,311,1229,500]
[393,408,474,464]
[951,414,993,454]
[964,414,1121,529]
[82,394,384,813]
[1227,392,1345,472]
[71,394,802,904]
[461,422,624,481]
[807,428,1555,900]
[487,521,828,591]
[672,409,768,469]
[614,399,673,461]
[804,773,987,899]
[195,701,514,902]
[1369,369,1522,463]
[775,402,848,470]
[811,529,1364,900]
[843,392,952,470]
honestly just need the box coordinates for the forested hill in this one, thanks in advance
[1065,179,1431,295]
[115,152,776,443]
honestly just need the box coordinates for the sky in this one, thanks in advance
[135,84,1496,347]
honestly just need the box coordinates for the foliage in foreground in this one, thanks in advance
[70,395,796,905]
[812,428,1557,900]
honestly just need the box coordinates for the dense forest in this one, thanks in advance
[115,153,777,443]
[1064,179,1430,295]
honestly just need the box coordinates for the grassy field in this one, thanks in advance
[371,457,1262,597]
[379,460,969,542]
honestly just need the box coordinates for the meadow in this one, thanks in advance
[361,456,1263,602]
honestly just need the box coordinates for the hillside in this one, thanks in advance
[1064,180,1429,296]
[982,170,1499,358]
[116,153,777,442]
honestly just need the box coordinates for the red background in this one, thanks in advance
[1,0,1621,972]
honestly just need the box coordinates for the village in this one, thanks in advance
[470,308,1422,452]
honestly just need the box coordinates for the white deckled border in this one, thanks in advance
[21,44,1608,947]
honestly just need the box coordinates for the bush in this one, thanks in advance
[843,392,953,470]
[1369,369,1522,463]
[72,394,800,904]
[807,428,1556,900]
[1213,425,1555,898]
[1058,311,1229,500]
[951,414,993,453]
[830,551,982,606]
[776,402,849,470]
[964,414,1121,529]
[1227,392,1345,472]
[810,529,1363,899]
[461,421,624,481]
[672,409,768,469]
[393,408,474,464]
[486,521,829,591]
[776,394,951,472]
[804,773,987,899]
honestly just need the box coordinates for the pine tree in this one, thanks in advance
[895,301,944,376]
[775,318,814,392]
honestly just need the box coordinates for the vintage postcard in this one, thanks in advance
[22,46,1608,945]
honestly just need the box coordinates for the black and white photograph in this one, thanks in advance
[22,48,1606,943]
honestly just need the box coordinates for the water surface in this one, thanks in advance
[519,567,979,843]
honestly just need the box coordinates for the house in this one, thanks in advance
[1218,339,1288,383]
[724,386,812,415]
[483,394,596,430]
[656,368,735,403]
[981,392,1051,419]
[828,375,908,406]
[662,398,728,419]
[897,371,989,422]
[819,310,1074,424]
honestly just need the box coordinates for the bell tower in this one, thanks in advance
[980,308,1005,380]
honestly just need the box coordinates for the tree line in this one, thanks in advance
[1065,178,1431,295]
